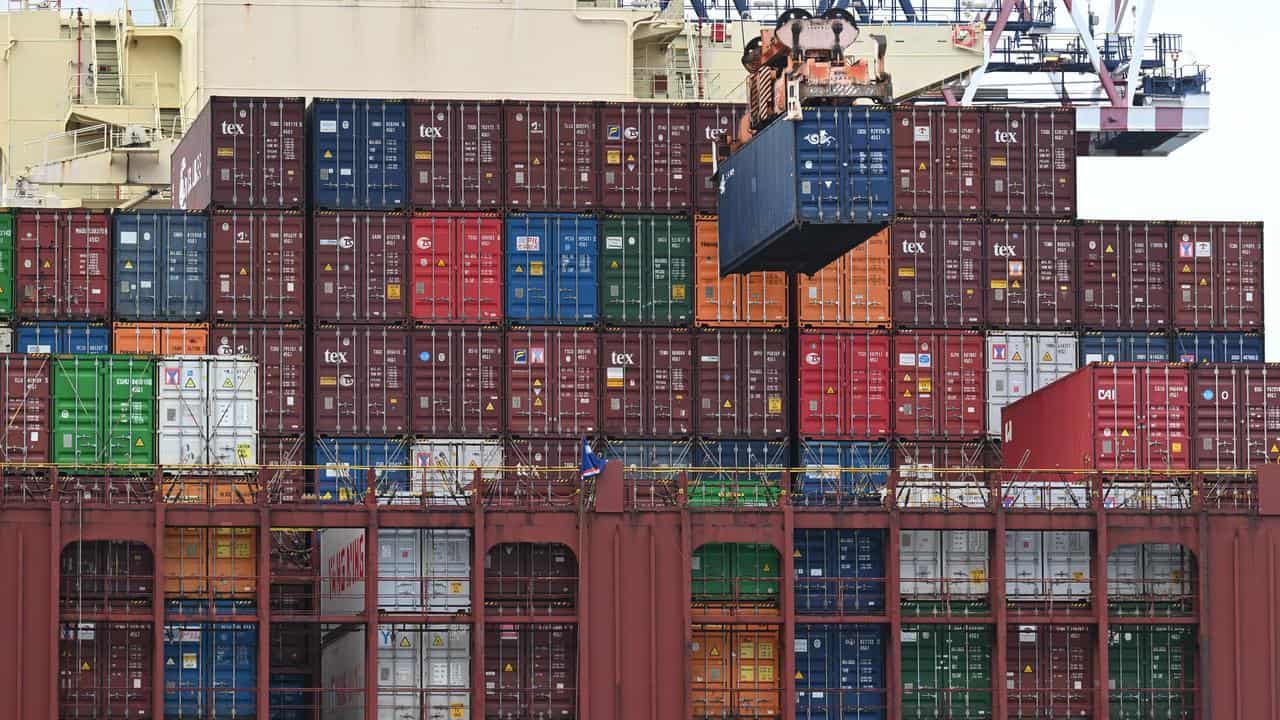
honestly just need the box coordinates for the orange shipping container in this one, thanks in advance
[162,527,257,598]
[163,527,207,596]
[691,626,780,718]
[694,216,788,327]
[113,323,208,355]
[796,229,891,327]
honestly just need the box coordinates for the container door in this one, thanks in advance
[378,530,424,613]
[505,216,551,322]
[114,213,158,319]
[424,626,472,720]
[163,626,203,717]
[425,530,472,613]
[554,216,598,322]
[378,627,424,720]
[157,357,209,467]
[207,358,258,467]
[165,214,209,320]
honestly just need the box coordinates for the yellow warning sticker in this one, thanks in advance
[768,397,782,413]
[607,150,621,165]
[223,376,234,388]
[400,635,412,648]
[533,397,543,407]
[533,379,542,388]
[530,261,544,277]
[532,157,541,166]
[1011,352,1022,362]
[793,550,802,558]
[324,263,333,271]
[450,582,462,593]
[320,376,336,387]
[124,260,134,269]
[1172,442,1182,453]
[433,634,444,647]
[723,400,732,409]
[795,671,804,680]
[42,260,51,269]
[1024,664,1033,673]
[1200,278,1208,286]
[504,663,514,673]
[709,647,720,657]
[762,563,771,572]
[135,437,144,447]
[903,389,913,398]
[485,402,495,412]
[1042,352,1053,362]
[514,264,524,274]
[918,162,927,171]
[450,705,465,719]
[990,280,1007,290]
[1120,428,1130,438]
[437,259,447,267]
[610,260,620,269]
[387,284,401,300]
[185,377,197,389]
[898,267,916,278]
[903,373,912,383]
[700,153,714,165]
[415,150,432,161]
[82,661,91,671]
[672,284,686,301]
[239,267,248,276]
[825,386,835,395]
[1105,245,1115,254]
[218,147,235,158]
[759,666,774,682]
[990,155,1008,168]
[1271,444,1279,454]
[1011,280,1021,289]
[740,642,755,659]
[970,569,986,581]
[917,379,932,394]
[1182,264,1191,273]
[322,150,333,159]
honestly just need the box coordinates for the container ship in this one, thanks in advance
[0,1,1270,719]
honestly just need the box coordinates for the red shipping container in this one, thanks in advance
[1006,625,1094,719]
[58,623,151,718]
[408,100,503,209]
[409,213,503,323]
[895,441,998,470]
[505,101,599,210]
[1077,221,1171,330]
[1191,364,1280,470]
[600,328,694,438]
[259,435,307,502]
[1171,222,1263,331]
[692,104,742,212]
[210,324,306,433]
[694,328,788,439]
[171,96,306,210]
[893,330,985,440]
[1001,363,1190,470]
[484,624,577,718]
[892,107,983,215]
[312,212,407,322]
[410,326,503,436]
[210,210,306,322]
[599,103,692,211]
[312,327,410,435]
[506,327,598,436]
[985,108,1075,218]
[505,437,582,487]
[985,221,1077,328]
[0,354,50,466]
[798,330,891,439]
[15,210,110,320]
[891,218,983,328]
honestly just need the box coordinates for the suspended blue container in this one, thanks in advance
[1174,332,1264,363]
[1078,332,1172,364]
[505,213,598,323]
[163,621,257,719]
[717,108,892,274]
[310,98,407,209]
[794,529,886,613]
[796,441,890,506]
[113,210,208,320]
[312,438,408,503]
[795,624,887,720]
[16,322,110,353]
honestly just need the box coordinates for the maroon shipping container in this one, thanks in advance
[410,326,503,437]
[798,329,891,440]
[408,100,503,209]
[210,324,306,433]
[1077,221,1171,330]
[599,103,692,211]
[210,210,306,321]
[484,624,577,719]
[505,437,582,488]
[506,327,598,436]
[259,435,307,502]
[15,210,110,320]
[312,212,407,322]
[1006,625,1094,719]
[984,108,1075,218]
[409,213,503,323]
[895,440,998,470]
[893,330,985,440]
[892,107,983,215]
[1171,222,1264,331]
[694,328,788,439]
[312,326,410,435]
[692,104,742,212]
[505,101,598,210]
[1001,363,1190,470]
[985,221,1077,328]
[1190,364,1280,470]
[600,328,694,438]
[0,355,49,466]
[485,543,577,613]
[171,96,306,210]
[58,623,151,719]
[891,218,983,328]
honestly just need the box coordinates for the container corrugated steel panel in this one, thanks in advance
[209,210,306,322]
[690,626,780,717]
[692,104,742,212]
[485,624,577,719]
[210,324,306,433]
[310,99,407,209]
[171,96,305,210]
[693,216,787,327]
[113,323,208,355]
[0,354,49,465]
[891,218,983,328]
[1079,332,1172,364]
[600,328,693,438]
[692,542,779,606]
[312,327,410,436]
[984,108,1075,218]
[320,625,470,717]
[1006,625,1094,718]
[505,213,598,323]
[1077,222,1172,330]
[985,221,1077,328]
[312,211,407,322]
[1175,332,1264,363]
[798,330,891,440]
[0,212,14,318]
[163,621,256,717]
[901,624,993,718]
[112,211,208,321]
[985,332,1079,436]
[410,213,503,323]
[793,530,886,612]
[1004,531,1091,599]
[59,622,152,718]
[505,101,599,210]
[1109,625,1195,720]
[1171,222,1264,330]
[1190,364,1280,469]
[156,356,257,467]
[900,530,989,598]
[796,440,890,507]
[313,438,409,504]
[412,439,502,505]
[506,326,598,436]
[795,624,886,720]
[15,210,110,320]
[1001,363,1191,470]
[692,440,787,507]
[796,229,891,328]
[410,327,503,437]
[408,100,503,209]
[600,214,693,324]
[694,329,788,439]
[16,323,110,354]
[599,103,692,211]
[892,107,983,216]
[718,108,893,275]
[893,330,985,440]
[51,355,155,468]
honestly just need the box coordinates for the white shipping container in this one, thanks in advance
[157,356,258,466]
[321,626,472,720]
[1046,531,1091,597]
[896,462,987,509]
[986,332,1079,437]
[1144,543,1193,597]
[319,528,367,617]
[411,440,503,505]
[899,529,940,596]
[944,530,989,596]
[901,530,989,598]
[321,628,366,720]
[378,529,472,614]
[1005,531,1044,598]
[1107,544,1143,596]
[0,325,12,353]
[1005,531,1091,600]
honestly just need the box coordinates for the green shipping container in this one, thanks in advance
[1109,625,1195,720]
[902,624,993,720]
[53,355,156,469]
[692,543,780,606]
[687,476,782,508]
[0,211,12,317]
[600,215,693,324]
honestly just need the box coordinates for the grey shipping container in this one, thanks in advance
[113,211,208,321]
[986,332,1079,437]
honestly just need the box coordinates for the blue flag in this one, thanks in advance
[580,438,605,479]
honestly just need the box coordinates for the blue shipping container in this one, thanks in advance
[796,624,887,720]
[718,109,893,275]
[269,673,310,720]
[113,210,209,320]
[796,441,890,507]
[311,99,407,209]
[505,213,598,323]
[1174,332,1265,363]
[163,622,257,718]
[16,322,110,354]
[1078,332,1172,364]
[794,529,886,613]
[312,438,409,503]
